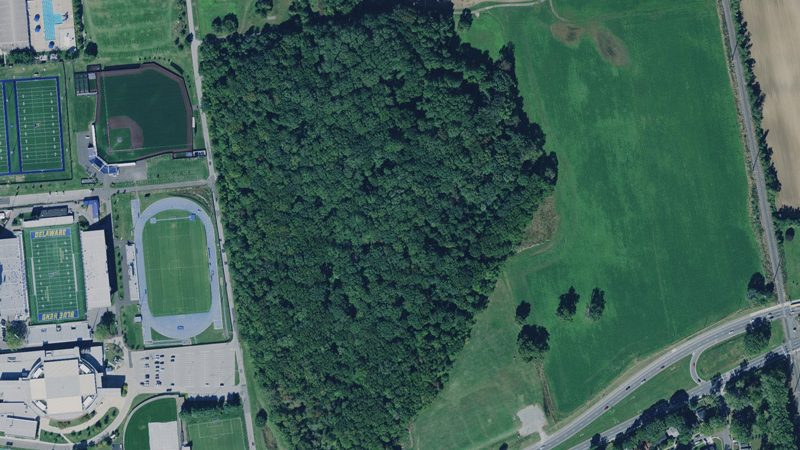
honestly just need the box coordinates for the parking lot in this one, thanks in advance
[130,344,236,395]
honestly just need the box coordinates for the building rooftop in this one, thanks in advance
[81,230,111,310]
[0,0,30,53]
[0,234,29,321]
[149,421,180,450]
[0,414,38,439]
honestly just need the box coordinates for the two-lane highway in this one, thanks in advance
[529,301,800,450]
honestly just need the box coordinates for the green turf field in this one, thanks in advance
[411,0,762,448]
[187,415,247,450]
[142,209,212,316]
[696,322,784,380]
[95,66,192,162]
[23,223,86,323]
[15,78,64,172]
[83,0,183,58]
[123,397,177,450]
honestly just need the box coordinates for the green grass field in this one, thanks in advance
[123,397,177,450]
[186,413,247,450]
[782,230,800,299]
[411,0,762,448]
[194,0,293,36]
[96,66,191,162]
[696,323,785,380]
[24,223,86,324]
[142,209,212,316]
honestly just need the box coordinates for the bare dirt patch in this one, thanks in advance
[516,404,548,438]
[107,116,144,150]
[590,26,628,67]
[742,0,800,207]
[550,22,583,47]
[517,194,559,252]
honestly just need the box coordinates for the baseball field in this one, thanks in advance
[95,64,192,163]
[410,0,762,448]
[23,223,86,324]
[142,209,212,316]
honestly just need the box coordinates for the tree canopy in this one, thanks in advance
[200,1,556,447]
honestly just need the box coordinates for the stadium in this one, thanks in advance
[0,205,111,325]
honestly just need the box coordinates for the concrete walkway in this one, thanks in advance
[132,197,223,342]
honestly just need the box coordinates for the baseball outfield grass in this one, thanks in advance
[142,209,212,316]
[410,0,761,448]
[123,397,177,450]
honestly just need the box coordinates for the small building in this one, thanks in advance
[126,244,140,303]
[33,204,70,220]
[83,197,100,221]
[80,230,111,310]
[0,415,38,439]
[0,0,30,53]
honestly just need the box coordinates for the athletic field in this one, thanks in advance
[187,416,247,450]
[142,209,212,316]
[95,64,192,163]
[0,77,65,175]
[23,223,86,323]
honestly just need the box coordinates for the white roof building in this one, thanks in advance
[29,359,98,416]
[0,234,29,321]
[80,230,111,310]
[0,414,38,439]
[0,0,30,53]
[22,215,74,228]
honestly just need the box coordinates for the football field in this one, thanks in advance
[187,416,246,450]
[24,224,86,323]
[142,209,212,316]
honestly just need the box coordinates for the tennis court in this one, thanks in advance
[14,78,64,172]
[187,417,246,450]
[23,224,86,323]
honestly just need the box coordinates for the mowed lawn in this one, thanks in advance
[83,0,182,57]
[186,411,247,450]
[411,1,761,448]
[124,397,177,450]
[193,0,293,35]
[696,322,785,380]
[143,209,212,316]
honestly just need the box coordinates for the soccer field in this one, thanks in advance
[142,209,212,316]
[0,77,65,175]
[24,224,86,323]
[187,416,247,450]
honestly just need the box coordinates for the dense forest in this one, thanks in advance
[201,0,557,447]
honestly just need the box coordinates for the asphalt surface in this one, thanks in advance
[529,302,800,450]
[132,196,223,341]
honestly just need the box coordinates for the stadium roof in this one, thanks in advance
[22,215,74,228]
[0,0,30,53]
[149,421,180,450]
[0,235,29,321]
[80,230,111,310]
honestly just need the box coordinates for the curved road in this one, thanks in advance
[133,196,222,341]
[529,301,799,450]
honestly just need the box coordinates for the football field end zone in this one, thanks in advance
[0,77,66,176]
[23,223,87,324]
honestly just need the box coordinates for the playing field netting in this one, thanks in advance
[23,224,86,323]
[187,417,246,450]
[15,78,64,172]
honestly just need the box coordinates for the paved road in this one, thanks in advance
[719,0,800,402]
[185,1,259,448]
[567,340,800,450]
[529,302,800,450]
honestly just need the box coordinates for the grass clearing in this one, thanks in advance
[121,304,144,350]
[193,0,294,36]
[123,397,177,450]
[411,0,761,447]
[696,322,785,380]
[142,209,212,316]
[24,223,86,323]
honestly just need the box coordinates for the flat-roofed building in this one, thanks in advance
[149,421,180,450]
[0,414,38,439]
[0,0,30,53]
[0,234,29,321]
[22,214,74,228]
[29,358,98,416]
[81,230,111,310]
